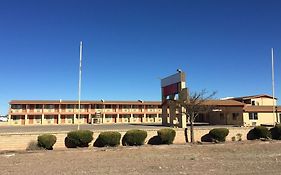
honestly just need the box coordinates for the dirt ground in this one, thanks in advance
[1,141,281,175]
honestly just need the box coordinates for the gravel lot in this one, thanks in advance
[1,141,281,175]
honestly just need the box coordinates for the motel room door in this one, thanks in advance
[113,115,117,123]
[29,116,34,124]
[21,116,25,125]
[84,116,89,123]
[54,116,58,124]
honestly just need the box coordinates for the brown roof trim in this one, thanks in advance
[10,99,245,106]
[230,94,277,100]
[203,100,245,106]
[9,100,161,105]
[244,106,281,112]
[160,99,245,107]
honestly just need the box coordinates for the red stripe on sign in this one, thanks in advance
[163,83,178,96]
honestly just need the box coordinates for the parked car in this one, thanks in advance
[0,116,8,122]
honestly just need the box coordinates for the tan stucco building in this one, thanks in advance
[230,95,281,126]
[8,94,280,126]
[8,100,162,125]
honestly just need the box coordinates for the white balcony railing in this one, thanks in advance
[43,109,55,113]
[11,109,22,113]
[122,109,130,113]
[105,109,113,112]
[35,109,42,113]
[147,109,155,112]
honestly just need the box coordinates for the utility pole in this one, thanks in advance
[271,48,278,124]
[78,41,83,130]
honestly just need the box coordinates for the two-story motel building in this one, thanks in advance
[8,100,163,125]
[8,94,281,127]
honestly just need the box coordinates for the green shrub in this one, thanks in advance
[37,134,57,150]
[122,129,147,146]
[65,130,93,148]
[94,131,121,147]
[270,124,281,140]
[157,128,176,144]
[253,126,271,139]
[209,128,229,142]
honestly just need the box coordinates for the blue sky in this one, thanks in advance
[0,0,281,115]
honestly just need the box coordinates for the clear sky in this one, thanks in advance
[0,0,281,115]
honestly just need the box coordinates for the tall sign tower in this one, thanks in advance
[161,71,188,128]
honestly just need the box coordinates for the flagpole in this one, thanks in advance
[271,48,277,123]
[78,41,83,130]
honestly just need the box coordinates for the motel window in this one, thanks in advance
[11,104,22,109]
[249,113,258,120]
[78,104,86,109]
[45,105,54,109]
[105,104,111,108]
[232,113,239,120]
[66,104,74,109]
[35,104,42,109]
[121,105,130,109]
[13,116,20,120]
[96,104,102,109]
[251,101,255,106]
[132,105,138,109]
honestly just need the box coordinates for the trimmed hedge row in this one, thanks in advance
[37,134,57,150]
[148,128,176,145]
[94,131,121,147]
[209,128,229,142]
[65,130,94,148]
[270,125,281,140]
[122,129,147,146]
[158,128,176,144]
[38,125,281,150]
[247,126,271,140]
[247,125,281,140]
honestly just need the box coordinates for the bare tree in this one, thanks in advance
[177,89,217,143]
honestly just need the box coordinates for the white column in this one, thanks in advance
[24,114,27,125]
[130,114,133,123]
[58,114,61,124]
[74,114,77,124]
[117,114,119,123]
[41,114,44,125]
